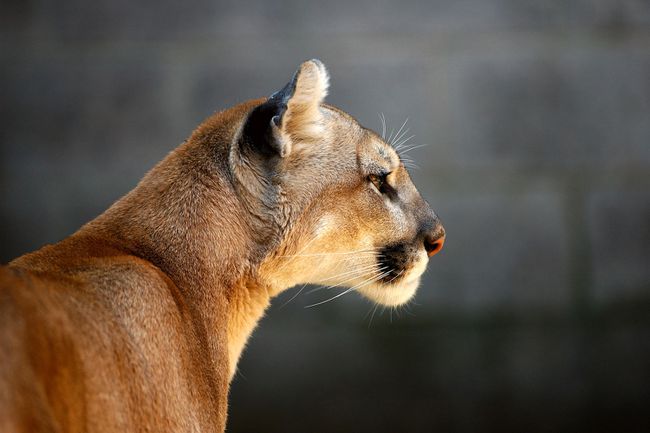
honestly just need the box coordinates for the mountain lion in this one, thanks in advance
[0,59,445,432]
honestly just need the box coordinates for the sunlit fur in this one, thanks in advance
[0,60,442,433]
[258,64,438,307]
[260,117,434,307]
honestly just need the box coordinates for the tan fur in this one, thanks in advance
[284,59,329,140]
[0,60,444,432]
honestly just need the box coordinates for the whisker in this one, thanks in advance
[393,129,411,148]
[387,126,396,145]
[378,113,387,140]
[400,157,420,169]
[390,118,409,147]
[279,248,377,258]
[387,269,404,284]
[399,143,429,155]
[281,251,377,258]
[279,283,308,308]
[394,134,415,150]
[307,264,382,294]
[309,267,386,293]
[367,303,379,328]
[402,302,416,317]
[393,132,412,151]
[304,286,322,295]
[306,264,383,295]
[305,268,392,308]
[275,235,319,272]
[316,263,381,285]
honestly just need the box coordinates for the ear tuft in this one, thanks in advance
[283,59,330,140]
[291,59,329,106]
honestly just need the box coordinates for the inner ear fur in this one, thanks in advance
[241,59,329,158]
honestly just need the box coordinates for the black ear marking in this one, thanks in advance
[269,69,298,104]
[240,71,298,157]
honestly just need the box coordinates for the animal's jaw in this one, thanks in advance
[357,272,423,306]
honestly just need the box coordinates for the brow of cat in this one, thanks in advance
[368,143,399,174]
[364,126,399,163]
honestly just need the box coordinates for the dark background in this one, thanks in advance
[2,1,650,432]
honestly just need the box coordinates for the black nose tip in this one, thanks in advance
[424,226,445,257]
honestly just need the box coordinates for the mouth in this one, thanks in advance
[377,245,410,279]
[355,254,428,306]
[377,267,423,289]
[376,242,427,285]
[378,267,408,285]
[349,238,438,307]
[358,274,421,306]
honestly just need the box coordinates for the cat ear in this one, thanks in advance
[278,59,329,143]
[241,59,329,158]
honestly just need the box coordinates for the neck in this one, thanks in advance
[80,124,283,379]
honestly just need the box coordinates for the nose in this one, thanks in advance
[424,225,445,257]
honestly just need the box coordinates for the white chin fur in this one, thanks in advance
[358,277,420,307]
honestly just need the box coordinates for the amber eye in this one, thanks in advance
[368,173,388,192]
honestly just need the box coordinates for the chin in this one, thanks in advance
[359,277,421,307]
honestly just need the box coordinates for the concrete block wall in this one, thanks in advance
[1,1,649,431]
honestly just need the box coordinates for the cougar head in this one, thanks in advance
[233,59,445,307]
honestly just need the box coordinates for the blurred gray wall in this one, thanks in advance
[1,1,649,432]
